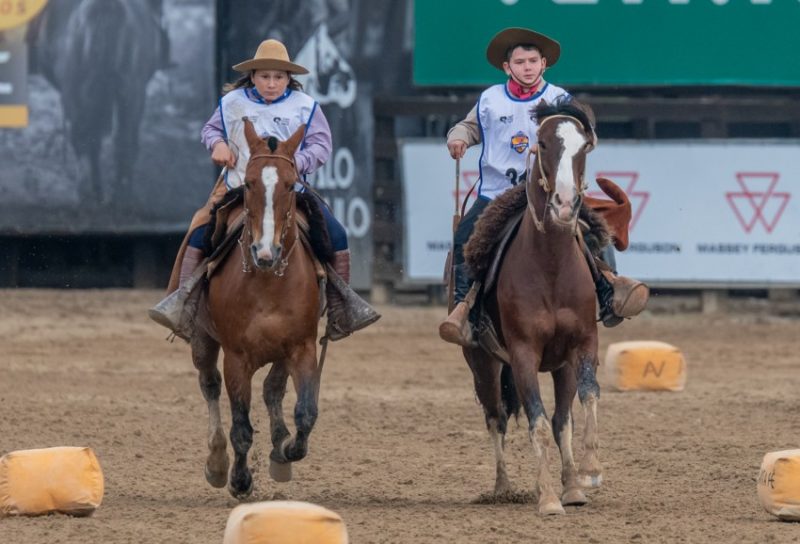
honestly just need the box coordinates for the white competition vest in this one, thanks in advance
[477,82,569,200]
[220,88,317,189]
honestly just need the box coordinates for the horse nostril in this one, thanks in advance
[553,193,562,206]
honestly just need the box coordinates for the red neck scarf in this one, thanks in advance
[507,77,543,99]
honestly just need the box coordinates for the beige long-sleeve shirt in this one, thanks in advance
[446,105,481,146]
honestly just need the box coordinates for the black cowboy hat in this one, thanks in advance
[486,27,561,70]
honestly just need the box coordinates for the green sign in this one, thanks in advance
[415,0,800,87]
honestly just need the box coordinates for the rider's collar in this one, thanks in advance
[507,77,543,99]
[247,87,292,105]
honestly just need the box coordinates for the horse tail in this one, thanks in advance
[500,364,520,420]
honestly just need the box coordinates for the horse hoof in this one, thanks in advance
[269,460,293,482]
[538,500,566,516]
[578,473,603,489]
[228,480,254,500]
[205,464,228,489]
[561,488,588,506]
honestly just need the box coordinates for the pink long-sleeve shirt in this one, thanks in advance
[200,89,332,175]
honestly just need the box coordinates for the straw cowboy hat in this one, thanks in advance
[233,39,309,74]
[486,27,561,70]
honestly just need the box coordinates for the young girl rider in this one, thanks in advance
[439,27,647,346]
[149,39,377,341]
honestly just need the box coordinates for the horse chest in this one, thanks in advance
[513,309,587,369]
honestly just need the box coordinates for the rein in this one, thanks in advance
[240,152,301,276]
[525,114,591,234]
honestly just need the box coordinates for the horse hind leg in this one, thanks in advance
[191,332,228,488]
[577,355,603,489]
[552,364,588,507]
[466,347,512,496]
[224,354,257,499]
[263,362,293,482]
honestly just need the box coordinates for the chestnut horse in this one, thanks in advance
[192,120,323,498]
[463,100,603,515]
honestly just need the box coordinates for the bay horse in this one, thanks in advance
[463,100,603,515]
[192,120,324,498]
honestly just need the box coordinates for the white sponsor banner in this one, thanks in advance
[400,140,481,283]
[401,140,800,285]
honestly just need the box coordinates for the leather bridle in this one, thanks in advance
[240,152,300,276]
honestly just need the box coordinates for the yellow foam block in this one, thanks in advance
[758,449,800,521]
[604,341,686,391]
[223,501,348,544]
[0,447,104,517]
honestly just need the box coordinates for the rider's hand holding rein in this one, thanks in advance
[211,141,237,169]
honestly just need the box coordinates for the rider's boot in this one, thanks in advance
[325,249,381,341]
[581,243,649,327]
[147,246,204,336]
[438,263,475,346]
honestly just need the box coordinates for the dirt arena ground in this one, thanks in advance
[1,289,798,543]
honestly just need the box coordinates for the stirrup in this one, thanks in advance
[148,288,188,333]
[325,267,381,341]
[438,302,474,346]
[601,270,650,318]
[147,268,203,339]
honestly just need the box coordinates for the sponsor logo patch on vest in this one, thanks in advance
[510,131,529,154]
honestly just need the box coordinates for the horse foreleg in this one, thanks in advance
[224,354,256,499]
[577,355,603,488]
[513,351,564,516]
[191,332,228,488]
[273,343,319,466]
[465,347,511,495]
[552,364,587,506]
[263,362,292,482]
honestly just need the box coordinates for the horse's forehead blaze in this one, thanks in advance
[552,121,586,193]
[252,165,278,243]
[556,121,586,158]
[260,165,279,199]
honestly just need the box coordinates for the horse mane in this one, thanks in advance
[464,184,611,280]
[531,96,595,137]
[296,191,335,265]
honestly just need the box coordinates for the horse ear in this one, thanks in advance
[284,125,306,154]
[243,117,263,153]
[570,99,598,151]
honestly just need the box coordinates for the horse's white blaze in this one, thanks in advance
[553,122,585,220]
[257,166,278,260]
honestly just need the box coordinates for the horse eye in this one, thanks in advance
[538,141,547,150]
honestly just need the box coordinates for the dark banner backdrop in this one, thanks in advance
[0,0,413,289]
[0,0,216,234]
[218,0,412,289]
